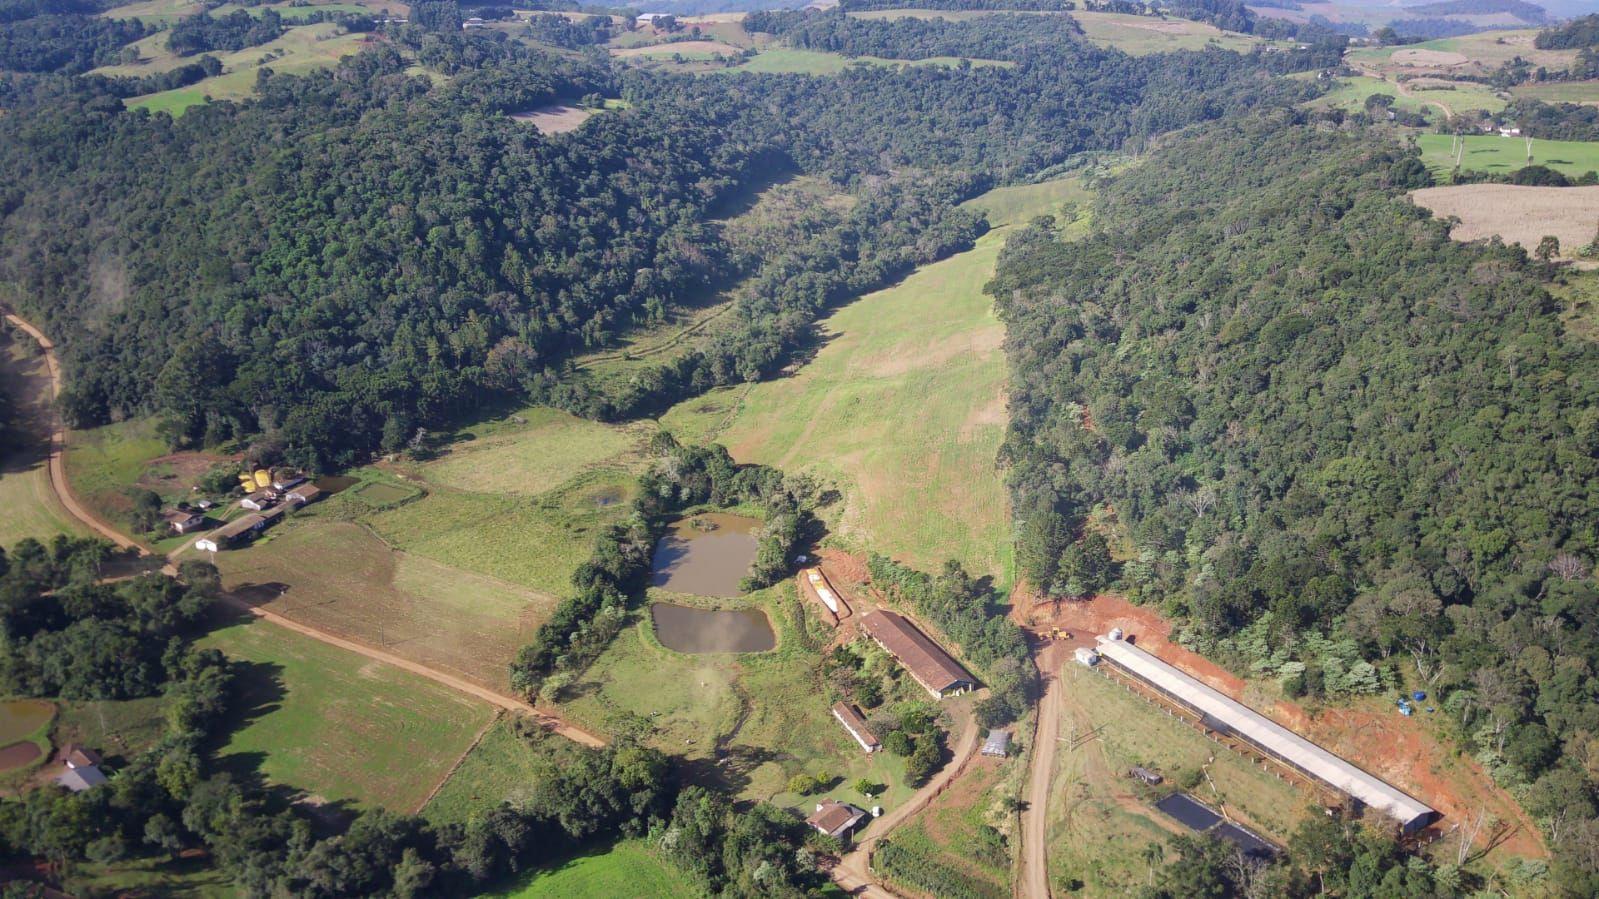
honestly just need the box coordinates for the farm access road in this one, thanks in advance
[3,308,604,749]
[1018,640,1068,899]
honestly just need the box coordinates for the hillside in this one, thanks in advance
[990,112,1599,893]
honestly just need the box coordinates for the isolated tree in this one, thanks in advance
[1537,234,1561,262]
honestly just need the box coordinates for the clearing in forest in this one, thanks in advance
[487,840,698,899]
[201,616,497,812]
[1069,11,1262,56]
[1347,29,1577,80]
[1411,183,1599,261]
[1416,133,1599,179]
[660,177,1093,583]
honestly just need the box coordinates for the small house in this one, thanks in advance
[1130,766,1163,786]
[241,490,277,511]
[54,744,107,792]
[981,729,1011,758]
[831,702,880,753]
[58,744,102,770]
[462,15,486,28]
[163,508,205,534]
[287,483,323,506]
[805,799,868,840]
[195,512,268,552]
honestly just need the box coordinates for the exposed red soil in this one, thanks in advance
[1018,591,1547,860]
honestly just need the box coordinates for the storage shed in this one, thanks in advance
[860,610,975,699]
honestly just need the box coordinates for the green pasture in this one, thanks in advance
[64,417,167,534]
[201,618,497,811]
[662,177,1089,582]
[1418,133,1599,178]
[1512,81,1599,104]
[422,716,561,825]
[419,406,648,496]
[1070,11,1261,56]
[0,337,84,546]
[488,840,698,898]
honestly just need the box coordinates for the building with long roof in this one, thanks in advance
[1092,633,1438,835]
[860,610,975,699]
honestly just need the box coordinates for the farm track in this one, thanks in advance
[1018,641,1066,899]
[3,307,606,751]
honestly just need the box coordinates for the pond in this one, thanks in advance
[313,475,359,495]
[0,741,41,772]
[649,513,761,598]
[0,698,54,744]
[650,603,776,654]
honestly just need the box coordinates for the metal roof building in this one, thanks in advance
[861,610,975,699]
[1094,634,1438,834]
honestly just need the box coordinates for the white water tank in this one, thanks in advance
[1108,627,1124,641]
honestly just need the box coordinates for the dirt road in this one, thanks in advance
[1019,641,1066,899]
[833,698,983,897]
[3,307,605,749]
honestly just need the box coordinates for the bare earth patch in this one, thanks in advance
[509,104,594,134]
[1411,184,1599,261]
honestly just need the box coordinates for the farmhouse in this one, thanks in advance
[981,729,1011,758]
[1092,633,1439,835]
[53,744,108,792]
[58,744,101,769]
[195,512,268,552]
[830,701,880,753]
[163,509,205,534]
[805,799,868,840]
[860,610,975,699]
[241,490,277,511]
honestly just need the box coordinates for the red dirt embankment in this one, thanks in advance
[1021,591,1547,859]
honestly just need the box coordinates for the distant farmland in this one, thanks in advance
[1411,183,1599,261]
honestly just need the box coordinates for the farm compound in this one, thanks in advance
[1088,633,1439,835]
[831,701,880,753]
[861,610,975,699]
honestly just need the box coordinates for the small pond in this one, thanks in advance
[314,475,359,495]
[651,603,776,654]
[649,513,761,598]
[0,741,41,772]
[0,699,54,744]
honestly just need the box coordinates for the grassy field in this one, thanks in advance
[1512,80,1599,104]
[877,759,1013,899]
[201,617,497,811]
[0,336,83,547]
[53,697,169,761]
[64,856,234,899]
[1417,133,1599,179]
[728,47,1012,75]
[488,840,698,898]
[1045,661,1310,894]
[1308,73,1504,118]
[1347,29,1577,79]
[661,177,1092,582]
[421,407,648,496]
[1410,183,1599,262]
[64,417,167,535]
[102,24,376,115]
[1070,11,1261,55]
[422,715,556,825]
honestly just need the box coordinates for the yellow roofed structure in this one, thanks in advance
[253,470,272,488]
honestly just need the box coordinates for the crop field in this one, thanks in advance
[1045,662,1308,894]
[1070,11,1261,55]
[661,177,1090,582]
[1418,133,1599,180]
[489,840,698,899]
[201,617,496,811]
[0,336,83,547]
[1410,183,1599,262]
[1347,29,1577,80]
[214,519,558,691]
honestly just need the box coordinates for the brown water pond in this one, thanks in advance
[314,475,359,495]
[650,603,776,653]
[649,513,760,598]
[0,741,41,772]
[0,699,54,745]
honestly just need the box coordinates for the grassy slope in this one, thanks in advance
[488,840,698,899]
[64,417,167,535]
[661,177,1090,583]
[421,715,546,825]
[201,618,496,811]
[1070,11,1261,56]
[730,47,1012,75]
[1418,133,1599,178]
[0,337,84,546]
[1512,81,1599,104]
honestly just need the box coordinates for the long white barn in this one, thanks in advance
[1093,634,1438,834]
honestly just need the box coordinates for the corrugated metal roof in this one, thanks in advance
[1095,635,1435,830]
[861,611,974,696]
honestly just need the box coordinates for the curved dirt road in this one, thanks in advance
[4,307,604,749]
[1019,641,1066,899]
[833,699,983,897]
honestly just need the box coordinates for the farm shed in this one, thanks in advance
[831,702,880,753]
[272,472,307,492]
[1094,634,1439,834]
[163,509,205,534]
[982,729,1011,758]
[1074,646,1100,666]
[195,512,268,552]
[806,799,868,840]
[287,483,323,506]
[58,744,102,770]
[55,764,107,792]
[860,610,975,699]
[241,490,277,511]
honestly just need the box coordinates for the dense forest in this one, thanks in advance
[990,111,1599,890]
[166,9,284,56]
[0,11,1310,468]
[1535,12,1599,49]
